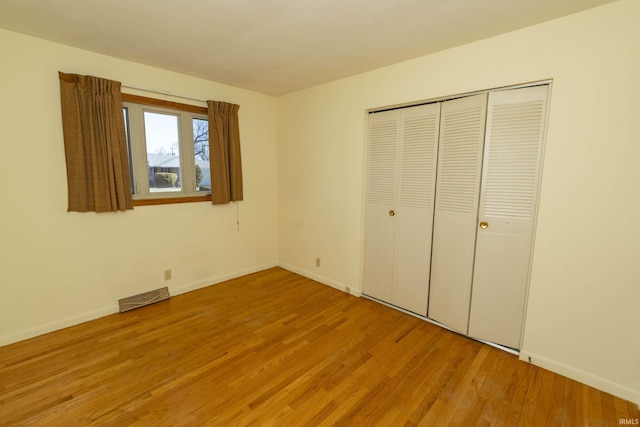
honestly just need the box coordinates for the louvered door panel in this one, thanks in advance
[468,85,549,349]
[392,103,440,315]
[428,93,488,333]
[363,111,399,303]
[367,120,398,205]
[482,101,544,219]
[399,114,438,209]
[435,107,487,214]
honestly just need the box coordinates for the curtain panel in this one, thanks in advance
[59,72,133,212]
[207,101,243,204]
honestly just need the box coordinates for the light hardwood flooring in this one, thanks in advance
[1,267,638,426]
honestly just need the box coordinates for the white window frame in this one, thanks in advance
[124,102,209,200]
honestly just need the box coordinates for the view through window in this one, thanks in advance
[123,102,210,201]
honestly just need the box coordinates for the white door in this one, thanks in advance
[391,104,440,315]
[468,85,550,349]
[363,110,399,304]
[428,93,488,333]
[363,103,440,315]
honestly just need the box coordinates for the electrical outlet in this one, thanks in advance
[164,269,172,281]
[346,286,350,294]
[315,258,321,267]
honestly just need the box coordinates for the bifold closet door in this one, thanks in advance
[363,103,440,316]
[428,93,488,333]
[468,85,549,349]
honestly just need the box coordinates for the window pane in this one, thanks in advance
[193,118,209,192]
[144,112,181,193]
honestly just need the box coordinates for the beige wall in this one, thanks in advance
[277,0,640,404]
[0,29,279,345]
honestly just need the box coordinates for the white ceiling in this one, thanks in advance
[0,0,617,96]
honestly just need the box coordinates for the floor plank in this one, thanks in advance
[0,267,637,426]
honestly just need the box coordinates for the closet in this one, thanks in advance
[362,84,550,349]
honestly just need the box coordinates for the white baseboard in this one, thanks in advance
[278,262,362,297]
[169,262,279,296]
[0,262,279,347]
[519,350,640,406]
[0,305,118,347]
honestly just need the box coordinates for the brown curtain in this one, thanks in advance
[59,72,133,212]
[207,101,243,204]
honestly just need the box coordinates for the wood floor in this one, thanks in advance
[1,268,637,426]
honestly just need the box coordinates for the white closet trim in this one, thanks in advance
[368,79,553,115]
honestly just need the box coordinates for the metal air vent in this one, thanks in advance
[118,287,170,312]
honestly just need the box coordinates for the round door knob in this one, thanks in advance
[479,221,489,229]
[389,210,395,217]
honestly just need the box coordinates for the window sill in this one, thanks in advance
[133,194,212,206]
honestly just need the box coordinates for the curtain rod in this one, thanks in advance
[121,84,207,104]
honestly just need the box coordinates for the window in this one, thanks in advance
[123,99,210,204]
